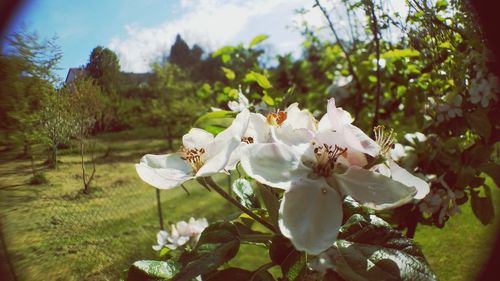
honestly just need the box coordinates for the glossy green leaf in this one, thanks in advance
[268,236,306,281]
[327,198,435,280]
[127,260,180,281]
[232,178,259,209]
[332,240,436,281]
[173,222,240,281]
[248,34,269,48]
[205,268,275,281]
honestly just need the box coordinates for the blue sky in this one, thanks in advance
[7,0,183,79]
[6,0,326,80]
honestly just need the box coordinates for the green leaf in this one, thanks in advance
[262,94,275,106]
[381,49,420,59]
[327,197,435,280]
[205,268,275,281]
[232,178,259,209]
[127,260,180,281]
[466,110,491,140]
[479,162,500,187]
[244,71,272,89]
[435,0,448,10]
[222,54,231,64]
[268,236,306,281]
[173,222,240,281]
[470,185,494,225]
[221,67,235,81]
[281,249,307,281]
[212,46,235,58]
[248,34,269,48]
[259,184,280,228]
[193,111,236,135]
[332,240,436,281]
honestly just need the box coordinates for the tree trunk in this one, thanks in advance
[80,140,88,193]
[28,143,36,177]
[52,144,57,170]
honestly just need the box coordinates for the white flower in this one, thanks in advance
[228,91,250,112]
[136,110,250,189]
[152,230,170,251]
[469,71,499,107]
[404,132,427,144]
[152,217,209,251]
[317,99,379,167]
[267,103,317,147]
[225,112,271,170]
[240,141,417,255]
[372,126,430,200]
[419,176,463,224]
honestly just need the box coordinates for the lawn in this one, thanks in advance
[0,127,498,280]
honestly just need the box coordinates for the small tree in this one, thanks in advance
[1,28,61,176]
[39,91,74,169]
[65,77,102,193]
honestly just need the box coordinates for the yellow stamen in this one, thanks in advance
[373,125,396,155]
[266,111,287,126]
[180,146,205,172]
[241,136,254,144]
[313,144,347,177]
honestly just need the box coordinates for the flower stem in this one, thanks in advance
[202,177,277,233]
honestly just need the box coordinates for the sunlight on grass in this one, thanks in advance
[0,128,498,280]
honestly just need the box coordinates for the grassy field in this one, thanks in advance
[0,127,498,280]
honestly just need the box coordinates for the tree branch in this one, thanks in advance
[200,177,277,233]
[366,0,382,131]
[315,0,360,87]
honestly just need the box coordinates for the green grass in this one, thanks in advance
[413,179,499,281]
[0,127,498,280]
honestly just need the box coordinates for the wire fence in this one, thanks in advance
[0,133,174,281]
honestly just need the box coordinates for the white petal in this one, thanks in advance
[176,221,191,236]
[332,167,417,210]
[273,125,313,146]
[152,245,163,251]
[157,230,169,245]
[279,178,343,255]
[246,113,271,143]
[388,161,430,200]
[240,143,308,190]
[315,131,368,167]
[183,128,214,149]
[344,124,380,157]
[136,154,194,189]
[196,136,240,176]
[228,100,243,112]
[216,109,250,141]
[285,103,316,131]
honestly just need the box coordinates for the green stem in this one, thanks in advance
[202,177,277,233]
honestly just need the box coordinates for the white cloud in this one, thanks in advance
[109,0,407,73]
[108,0,315,72]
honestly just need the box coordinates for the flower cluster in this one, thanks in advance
[137,99,430,255]
[153,217,208,251]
